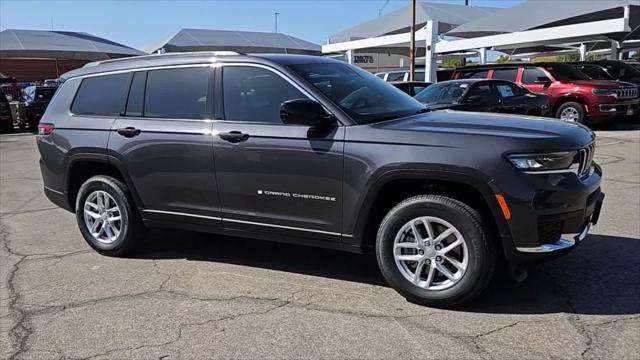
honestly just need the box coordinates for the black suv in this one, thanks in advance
[37,52,604,307]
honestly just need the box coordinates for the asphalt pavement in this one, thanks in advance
[1,127,638,359]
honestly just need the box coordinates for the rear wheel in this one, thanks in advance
[376,195,496,307]
[75,175,144,256]
[556,102,586,123]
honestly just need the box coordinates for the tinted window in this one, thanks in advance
[387,72,406,82]
[466,83,494,102]
[460,70,488,79]
[72,73,130,116]
[223,66,306,124]
[35,87,56,101]
[491,69,518,81]
[496,83,522,98]
[574,65,612,80]
[413,72,425,81]
[125,71,146,117]
[542,64,590,81]
[414,82,469,105]
[290,62,425,124]
[522,68,549,84]
[145,67,210,119]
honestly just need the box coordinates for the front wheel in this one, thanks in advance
[556,102,586,123]
[376,195,496,307]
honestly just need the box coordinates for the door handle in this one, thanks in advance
[116,127,141,138]
[219,131,249,143]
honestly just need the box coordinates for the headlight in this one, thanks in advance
[508,152,577,172]
[591,89,617,97]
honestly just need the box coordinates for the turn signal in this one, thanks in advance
[495,194,511,220]
[37,123,54,135]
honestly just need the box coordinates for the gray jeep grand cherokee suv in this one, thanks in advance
[37,52,604,307]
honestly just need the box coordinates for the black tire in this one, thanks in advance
[376,195,496,308]
[555,101,586,123]
[75,175,144,256]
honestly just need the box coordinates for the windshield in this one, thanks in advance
[414,82,468,105]
[289,63,425,124]
[543,63,591,81]
[577,65,613,80]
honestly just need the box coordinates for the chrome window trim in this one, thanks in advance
[142,209,352,237]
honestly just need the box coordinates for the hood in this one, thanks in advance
[363,110,594,150]
[569,80,637,88]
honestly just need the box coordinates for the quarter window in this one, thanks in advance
[71,73,130,116]
[144,67,210,119]
[222,66,306,124]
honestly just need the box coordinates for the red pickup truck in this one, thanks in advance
[452,63,639,124]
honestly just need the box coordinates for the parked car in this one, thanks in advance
[23,85,58,130]
[37,52,604,307]
[453,63,639,124]
[391,81,432,96]
[0,91,13,133]
[414,79,549,116]
[375,68,453,83]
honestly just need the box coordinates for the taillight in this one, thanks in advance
[38,123,54,135]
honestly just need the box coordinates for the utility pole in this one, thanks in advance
[465,0,469,5]
[409,0,416,81]
[274,12,280,33]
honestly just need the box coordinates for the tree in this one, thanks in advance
[440,58,464,69]
[496,55,510,63]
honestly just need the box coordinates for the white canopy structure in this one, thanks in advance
[322,1,640,82]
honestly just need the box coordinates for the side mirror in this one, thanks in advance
[280,99,334,127]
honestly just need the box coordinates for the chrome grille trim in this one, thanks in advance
[617,87,638,99]
[578,143,595,178]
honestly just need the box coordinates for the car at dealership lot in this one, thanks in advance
[37,52,603,307]
[22,85,58,130]
[391,81,432,96]
[452,62,639,124]
[0,91,13,133]
[414,79,549,116]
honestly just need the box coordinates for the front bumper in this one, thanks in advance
[495,161,604,263]
[590,99,639,119]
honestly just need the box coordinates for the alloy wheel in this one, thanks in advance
[560,107,580,122]
[393,216,469,291]
[83,190,122,244]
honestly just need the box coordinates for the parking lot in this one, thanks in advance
[1,127,638,359]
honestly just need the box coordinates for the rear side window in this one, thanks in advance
[496,83,523,98]
[71,73,130,116]
[386,72,406,82]
[144,67,210,119]
[522,68,549,84]
[491,69,518,82]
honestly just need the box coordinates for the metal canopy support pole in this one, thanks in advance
[579,43,587,61]
[609,40,620,60]
[424,20,438,83]
[346,49,354,64]
[478,47,487,65]
[409,0,416,81]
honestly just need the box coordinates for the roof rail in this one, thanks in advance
[83,51,244,68]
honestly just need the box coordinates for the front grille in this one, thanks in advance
[538,220,563,245]
[577,143,595,178]
[617,87,638,99]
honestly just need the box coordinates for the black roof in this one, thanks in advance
[60,52,339,80]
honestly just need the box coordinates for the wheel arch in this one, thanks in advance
[65,155,143,211]
[552,94,587,115]
[352,169,512,257]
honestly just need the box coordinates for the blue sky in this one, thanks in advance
[0,0,522,50]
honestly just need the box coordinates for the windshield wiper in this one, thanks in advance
[414,107,431,114]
